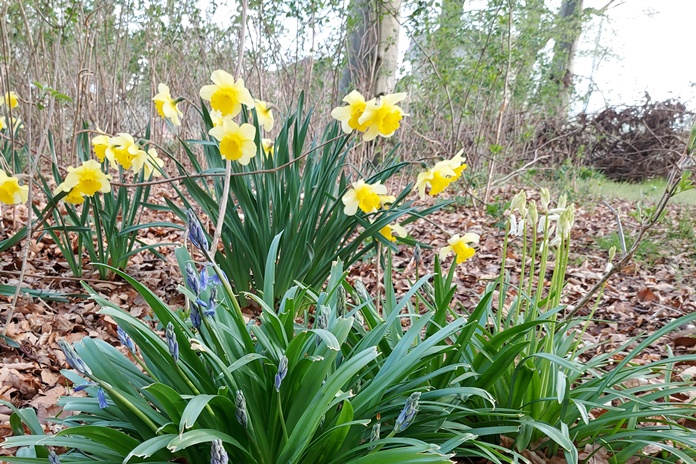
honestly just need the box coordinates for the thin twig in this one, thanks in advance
[566,163,686,319]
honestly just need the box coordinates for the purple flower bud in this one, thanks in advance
[205,286,217,317]
[166,322,179,362]
[97,387,108,409]
[275,355,288,392]
[117,326,136,352]
[58,338,91,376]
[235,390,248,428]
[187,209,209,251]
[199,267,209,292]
[186,263,201,296]
[210,439,228,464]
[73,381,96,392]
[394,392,421,433]
[190,304,202,330]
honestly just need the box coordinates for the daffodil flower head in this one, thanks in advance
[439,232,480,264]
[342,179,393,216]
[2,91,19,109]
[91,134,110,162]
[254,100,274,132]
[106,133,146,171]
[0,116,6,131]
[380,223,408,242]
[0,169,28,205]
[153,83,183,126]
[143,148,165,179]
[209,109,225,127]
[358,92,407,141]
[209,119,257,165]
[54,159,112,204]
[330,90,369,134]
[261,138,274,157]
[200,70,255,117]
[414,150,466,199]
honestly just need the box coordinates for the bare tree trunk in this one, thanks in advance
[550,0,584,112]
[374,0,402,95]
[339,0,378,95]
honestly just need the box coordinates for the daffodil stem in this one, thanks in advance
[209,160,231,258]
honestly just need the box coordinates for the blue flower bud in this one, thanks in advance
[73,381,96,392]
[275,355,288,392]
[58,338,91,376]
[235,390,248,428]
[205,286,217,317]
[186,263,201,296]
[48,451,61,464]
[394,392,421,433]
[166,322,179,362]
[199,267,209,292]
[117,326,136,352]
[187,209,209,251]
[190,304,202,330]
[97,387,108,409]
[210,439,228,464]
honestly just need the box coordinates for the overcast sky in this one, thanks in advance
[575,0,696,112]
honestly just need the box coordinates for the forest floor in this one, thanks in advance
[1,178,695,461]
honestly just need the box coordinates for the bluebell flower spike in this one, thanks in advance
[186,209,209,251]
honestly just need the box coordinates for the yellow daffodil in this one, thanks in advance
[199,70,254,117]
[106,133,147,172]
[359,92,407,141]
[254,100,274,132]
[415,150,467,199]
[0,169,28,205]
[380,223,408,242]
[153,83,183,126]
[209,119,257,165]
[143,148,165,179]
[0,116,5,131]
[342,179,395,216]
[262,138,274,157]
[439,233,480,264]
[54,160,112,204]
[91,134,110,162]
[2,91,19,109]
[330,90,369,134]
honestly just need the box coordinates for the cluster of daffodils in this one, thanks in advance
[341,179,409,243]
[508,188,576,249]
[0,91,20,132]
[196,70,275,164]
[415,150,468,199]
[54,133,164,205]
[331,90,407,141]
[332,90,477,263]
